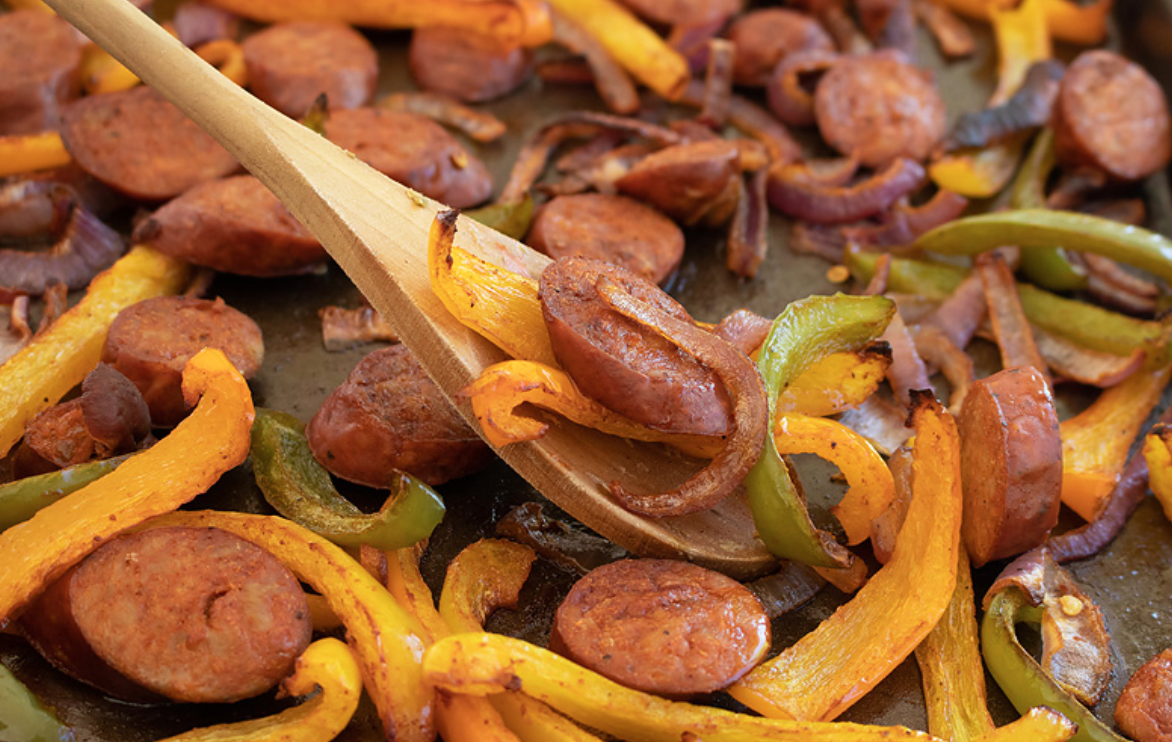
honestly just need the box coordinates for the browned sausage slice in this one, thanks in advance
[324,108,492,209]
[132,174,325,277]
[959,365,1062,567]
[726,9,834,87]
[551,559,770,697]
[1116,649,1172,742]
[101,296,264,427]
[527,193,684,285]
[242,21,378,118]
[814,51,946,167]
[617,0,741,27]
[0,10,83,136]
[409,27,533,103]
[539,256,733,437]
[305,344,492,486]
[60,86,239,201]
[1053,50,1172,182]
[615,139,740,226]
[20,526,311,704]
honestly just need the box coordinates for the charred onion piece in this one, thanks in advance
[593,276,767,517]
[768,157,925,223]
[0,206,126,296]
[379,92,507,142]
[945,61,1065,152]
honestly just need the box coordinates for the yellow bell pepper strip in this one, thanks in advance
[772,413,893,547]
[195,39,249,87]
[543,0,689,100]
[982,587,1127,742]
[156,638,362,742]
[747,294,895,569]
[428,210,557,367]
[204,0,551,47]
[730,393,962,722]
[0,132,72,179]
[150,510,436,742]
[0,348,252,629]
[845,249,1167,358]
[466,195,535,241]
[80,43,141,95]
[972,709,1076,742]
[926,0,1109,45]
[1010,129,1088,291]
[0,246,190,458]
[1060,362,1172,521]
[424,632,949,742]
[0,453,132,532]
[914,548,995,742]
[250,408,445,550]
[0,662,72,742]
[460,361,724,459]
[929,0,1049,198]
[916,209,1172,285]
[776,343,892,418]
[1143,423,1172,522]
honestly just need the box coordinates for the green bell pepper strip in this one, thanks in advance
[915,208,1172,285]
[981,587,1127,742]
[1010,130,1088,292]
[0,454,131,533]
[845,248,1166,358]
[250,408,445,551]
[465,194,535,241]
[0,664,72,742]
[746,293,895,568]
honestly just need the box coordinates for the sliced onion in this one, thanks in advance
[379,91,507,142]
[746,562,825,619]
[976,251,1052,386]
[551,11,640,115]
[0,294,32,365]
[913,0,975,58]
[0,206,126,296]
[1083,252,1158,298]
[667,17,725,75]
[766,49,839,128]
[768,157,926,224]
[713,308,773,356]
[837,394,912,456]
[726,169,769,279]
[844,190,969,247]
[535,59,596,84]
[922,271,986,349]
[944,61,1064,151]
[789,220,850,263]
[320,305,399,352]
[1033,324,1144,388]
[595,276,768,517]
[698,38,735,129]
[878,311,930,408]
[1045,167,1108,210]
[910,324,973,415]
[861,0,915,58]
[173,1,239,48]
[0,180,75,242]
[681,80,804,166]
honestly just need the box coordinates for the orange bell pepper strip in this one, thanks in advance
[973,709,1076,742]
[914,547,995,742]
[1143,424,1172,523]
[929,0,1050,198]
[0,348,252,628]
[1061,362,1172,522]
[0,246,190,458]
[729,393,962,722]
[0,131,72,178]
[157,637,362,742]
[3,0,54,11]
[926,0,1108,45]
[460,360,724,459]
[81,43,142,95]
[776,344,892,418]
[428,210,557,367]
[196,39,249,87]
[426,632,959,742]
[543,0,689,100]
[773,413,894,547]
[152,510,436,742]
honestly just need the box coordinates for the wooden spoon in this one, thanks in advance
[46,0,776,579]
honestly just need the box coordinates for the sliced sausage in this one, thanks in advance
[305,344,492,486]
[959,365,1062,567]
[20,526,311,704]
[0,10,83,136]
[242,21,378,118]
[1116,649,1172,742]
[726,9,834,87]
[173,2,241,48]
[814,51,946,167]
[615,139,740,226]
[60,86,239,201]
[132,174,325,277]
[550,559,770,697]
[1053,50,1172,181]
[101,296,264,427]
[12,400,92,478]
[409,27,533,103]
[324,108,492,209]
[617,0,741,27]
[539,256,732,437]
[527,193,684,285]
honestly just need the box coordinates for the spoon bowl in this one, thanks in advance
[45,0,776,579]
